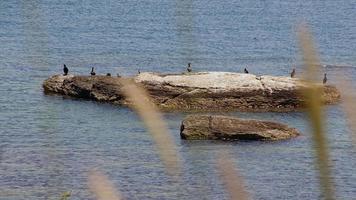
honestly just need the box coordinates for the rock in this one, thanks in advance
[180,115,300,141]
[43,74,130,105]
[134,72,340,111]
[43,74,74,94]
[42,72,340,112]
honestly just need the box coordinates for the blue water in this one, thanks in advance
[1,0,356,199]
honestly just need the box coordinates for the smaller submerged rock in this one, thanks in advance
[180,115,300,141]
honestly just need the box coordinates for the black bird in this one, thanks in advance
[63,64,68,76]
[244,68,249,74]
[138,69,141,74]
[180,123,184,133]
[106,73,111,76]
[187,63,192,72]
[90,67,96,76]
[323,73,327,84]
[290,68,296,78]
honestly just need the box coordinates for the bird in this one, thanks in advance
[323,73,327,84]
[138,69,141,74]
[187,63,192,72]
[63,64,68,76]
[290,68,296,78]
[90,67,96,76]
[180,123,184,133]
[244,68,249,74]
[106,73,111,76]
[117,73,121,78]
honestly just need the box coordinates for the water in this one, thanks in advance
[1,0,356,199]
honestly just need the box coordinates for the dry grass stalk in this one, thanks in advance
[297,23,335,200]
[216,151,249,200]
[59,191,71,200]
[119,78,181,177]
[88,170,123,200]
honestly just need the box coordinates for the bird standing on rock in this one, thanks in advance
[323,73,327,84]
[244,68,249,74]
[290,68,296,78]
[187,63,192,72]
[63,64,68,76]
[90,67,96,76]
[106,73,111,76]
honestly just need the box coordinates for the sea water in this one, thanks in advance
[1,0,356,199]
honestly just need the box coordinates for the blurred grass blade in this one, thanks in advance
[216,151,249,200]
[88,170,123,200]
[297,23,335,200]
[59,191,71,200]
[119,78,181,176]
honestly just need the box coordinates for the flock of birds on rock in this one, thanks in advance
[61,63,328,84]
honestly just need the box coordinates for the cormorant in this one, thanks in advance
[187,63,192,72]
[90,67,96,76]
[323,73,327,84]
[244,68,249,74]
[180,123,184,133]
[291,68,296,78]
[106,73,111,76]
[63,64,68,76]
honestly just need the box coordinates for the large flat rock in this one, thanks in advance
[43,72,340,112]
[180,115,300,141]
[135,72,340,111]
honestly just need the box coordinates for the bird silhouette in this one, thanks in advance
[90,67,96,76]
[180,122,185,133]
[291,68,296,78]
[323,73,327,84]
[244,68,249,74]
[106,73,111,76]
[63,64,68,76]
[187,63,192,72]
